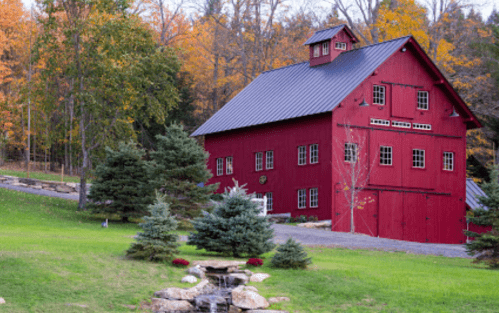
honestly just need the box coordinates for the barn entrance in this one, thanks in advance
[333,187,378,237]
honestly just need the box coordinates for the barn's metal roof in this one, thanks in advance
[303,25,346,45]
[466,178,488,211]
[191,36,411,137]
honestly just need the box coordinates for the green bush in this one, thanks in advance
[271,238,312,269]
[297,215,308,223]
[308,215,319,222]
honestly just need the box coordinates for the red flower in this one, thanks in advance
[172,258,190,266]
[246,258,263,266]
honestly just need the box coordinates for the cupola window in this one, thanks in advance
[322,42,329,55]
[313,44,320,57]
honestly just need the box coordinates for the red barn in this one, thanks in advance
[191,25,482,244]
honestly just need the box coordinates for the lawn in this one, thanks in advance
[0,168,82,183]
[1,188,498,312]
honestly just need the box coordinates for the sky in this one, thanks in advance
[21,0,496,23]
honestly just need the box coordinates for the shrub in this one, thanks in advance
[126,193,179,262]
[271,238,312,269]
[246,258,263,267]
[308,215,319,222]
[298,215,308,223]
[286,217,296,223]
[172,258,190,267]
[187,180,275,257]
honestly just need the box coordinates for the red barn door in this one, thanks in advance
[426,195,466,244]
[354,190,378,237]
[403,193,427,242]
[379,191,404,240]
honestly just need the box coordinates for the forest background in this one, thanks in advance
[1,0,499,209]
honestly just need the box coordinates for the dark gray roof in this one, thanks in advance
[191,36,411,137]
[303,25,345,45]
[466,178,488,211]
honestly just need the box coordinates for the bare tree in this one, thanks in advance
[331,0,382,44]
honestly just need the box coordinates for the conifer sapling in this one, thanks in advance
[270,237,312,269]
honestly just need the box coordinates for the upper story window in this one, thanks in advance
[298,146,306,165]
[255,152,263,171]
[380,146,392,165]
[335,42,346,50]
[266,192,273,211]
[310,188,318,208]
[417,91,429,110]
[443,152,454,171]
[413,149,425,168]
[298,189,306,209]
[313,44,320,57]
[310,144,319,164]
[266,151,274,169]
[344,143,358,163]
[216,158,223,176]
[255,193,263,199]
[373,85,385,105]
[322,42,329,55]
[226,157,233,175]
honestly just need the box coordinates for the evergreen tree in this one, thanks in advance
[270,237,312,269]
[126,193,180,261]
[149,123,218,218]
[187,181,275,257]
[87,142,154,222]
[465,166,499,268]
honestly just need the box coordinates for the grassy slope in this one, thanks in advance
[0,169,81,183]
[0,188,498,312]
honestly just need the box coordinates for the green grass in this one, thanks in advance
[1,189,498,312]
[0,169,82,183]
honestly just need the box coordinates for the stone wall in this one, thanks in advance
[0,175,90,195]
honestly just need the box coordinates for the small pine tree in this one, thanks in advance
[149,123,218,218]
[465,166,499,268]
[187,181,275,257]
[270,238,312,269]
[87,142,154,222]
[126,193,180,262]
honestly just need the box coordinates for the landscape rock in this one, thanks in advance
[181,275,198,283]
[268,297,290,304]
[154,279,210,300]
[250,273,271,282]
[232,286,270,310]
[228,273,249,285]
[187,265,205,279]
[297,221,331,229]
[244,286,258,292]
[192,260,246,273]
[228,305,243,313]
[151,298,194,312]
[55,184,74,193]
[0,297,5,304]
[194,294,227,312]
[244,269,253,276]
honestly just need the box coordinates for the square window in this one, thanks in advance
[266,192,273,211]
[298,189,306,209]
[216,158,223,176]
[298,146,306,165]
[226,157,233,175]
[322,42,329,55]
[417,91,429,110]
[344,143,358,163]
[313,44,320,57]
[443,152,454,171]
[255,152,263,171]
[255,193,263,199]
[266,151,274,169]
[413,149,425,168]
[380,146,392,165]
[310,144,319,164]
[335,42,346,50]
[310,188,318,208]
[373,85,385,105]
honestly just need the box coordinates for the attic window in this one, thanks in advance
[322,42,329,55]
[417,91,429,110]
[335,42,346,50]
[373,85,385,105]
[314,44,320,57]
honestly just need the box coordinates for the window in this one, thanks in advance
[344,143,358,163]
[255,152,263,171]
[255,193,263,199]
[313,44,320,57]
[216,158,223,176]
[298,189,306,209]
[335,42,346,50]
[417,91,429,110]
[266,151,274,169]
[226,157,233,174]
[310,144,319,164]
[310,188,318,208]
[412,123,432,130]
[392,121,411,129]
[380,146,392,165]
[443,152,454,171]
[413,149,425,168]
[266,192,273,211]
[373,85,385,105]
[370,118,390,126]
[322,42,329,55]
[298,146,306,165]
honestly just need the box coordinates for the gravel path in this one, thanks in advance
[0,184,469,258]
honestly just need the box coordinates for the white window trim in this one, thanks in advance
[392,121,411,129]
[298,146,306,165]
[322,42,329,55]
[373,85,385,105]
[298,189,306,209]
[417,91,429,110]
[345,143,358,163]
[443,152,454,171]
[226,157,233,175]
[335,42,346,50]
[266,192,273,211]
[266,150,274,170]
[313,44,320,57]
[412,149,425,169]
[370,118,390,126]
[310,188,318,208]
[216,158,223,176]
[310,144,319,164]
[255,152,263,171]
[380,146,392,166]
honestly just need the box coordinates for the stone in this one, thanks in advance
[0,297,5,304]
[250,273,271,282]
[194,294,228,312]
[268,297,290,304]
[181,275,198,283]
[244,286,258,292]
[187,265,205,279]
[154,279,210,300]
[32,185,42,189]
[56,184,74,193]
[297,221,331,229]
[151,298,194,312]
[228,273,249,285]
[244,269,253,276]
[228,305,243,313]
[192,260,246,273]
[246,310,289,313]
[232,286,269,310]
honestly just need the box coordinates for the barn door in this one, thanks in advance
[354,190,379,237]
[426,195,466,244]
[403,193,427,242]
[333,183,351,233]
[378,191,404,240]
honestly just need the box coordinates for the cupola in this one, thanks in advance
[303,24,359,67]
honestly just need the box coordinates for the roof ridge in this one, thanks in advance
[355,35,412,51]
[314,24,346,33]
